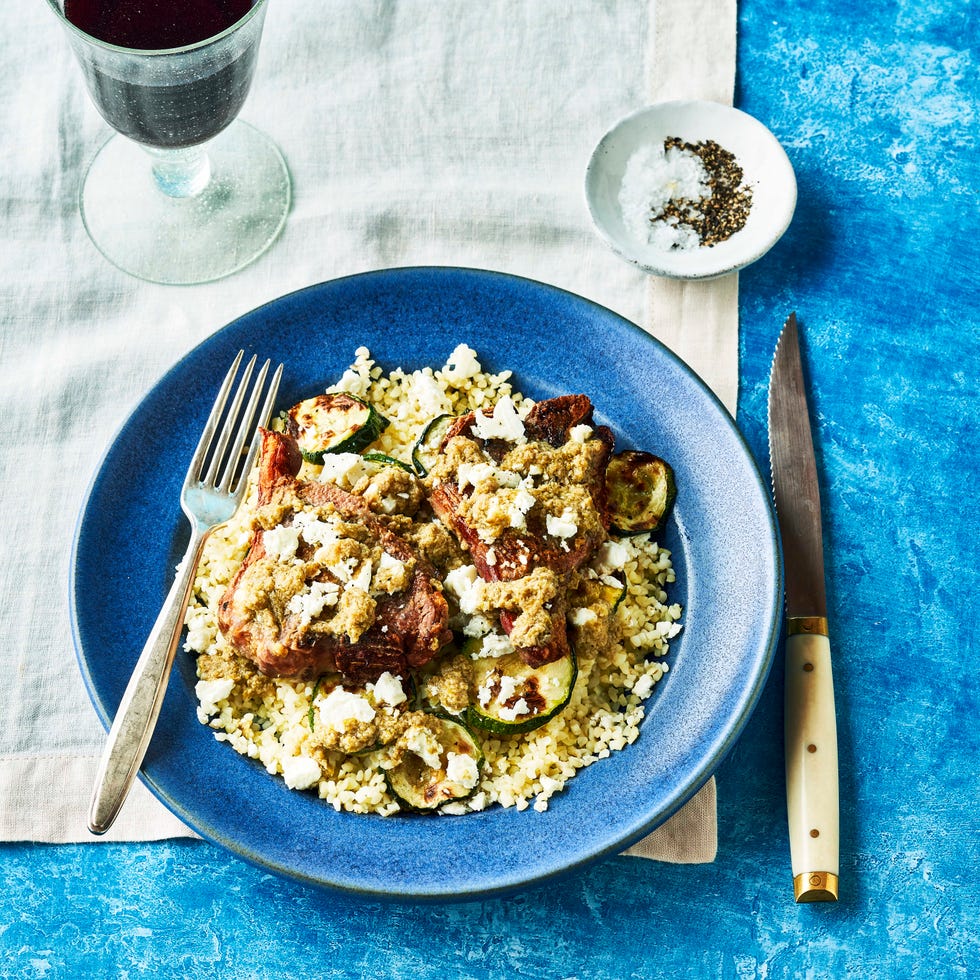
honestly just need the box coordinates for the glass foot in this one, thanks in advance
[80,121,290,285]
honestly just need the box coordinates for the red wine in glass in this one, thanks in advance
[64,0,259,149]
[51,0,289,284]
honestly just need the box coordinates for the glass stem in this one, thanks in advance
[146,144,212,199]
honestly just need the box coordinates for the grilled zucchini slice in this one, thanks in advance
[362,452,414,472]
[463,639,577,736]
[606,450,677,535]
[599,578,628,612]
[412,414,455,476]
[385,715,484,811]
[283,393,389,464]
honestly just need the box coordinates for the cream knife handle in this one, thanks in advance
[784,619,839,902]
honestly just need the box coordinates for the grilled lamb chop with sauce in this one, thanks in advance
[217,428,451,684]
[426,394,614,667]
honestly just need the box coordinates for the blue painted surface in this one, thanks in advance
[4,0,978,976]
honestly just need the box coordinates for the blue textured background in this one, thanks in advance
[4,0,978,976]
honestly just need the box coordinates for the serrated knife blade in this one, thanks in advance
[768,312,840,903]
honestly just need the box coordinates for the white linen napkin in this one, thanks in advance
[0,0,735,862]
[622,0,737,862]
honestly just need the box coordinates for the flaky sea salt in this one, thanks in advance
[619,137,753,251]
[619,141,710,251]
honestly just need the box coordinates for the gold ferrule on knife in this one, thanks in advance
[788,615,828,637]
[793,871,839,903]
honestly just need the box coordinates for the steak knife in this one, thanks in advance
[768,313,840,903]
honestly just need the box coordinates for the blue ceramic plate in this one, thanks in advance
[71,267,781,900]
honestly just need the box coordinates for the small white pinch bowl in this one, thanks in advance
[585,100,797,280]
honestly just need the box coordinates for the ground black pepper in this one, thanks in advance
[655,137,753,247]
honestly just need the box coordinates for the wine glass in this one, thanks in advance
[47,0,290,285]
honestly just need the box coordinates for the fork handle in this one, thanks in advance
[88,526,208,835]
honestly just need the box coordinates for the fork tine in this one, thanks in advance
[217,358,274,492]
[203,354,257,488]
[231,362,283,495]
[184,350,244,488]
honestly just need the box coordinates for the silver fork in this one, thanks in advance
[88,351,282,835]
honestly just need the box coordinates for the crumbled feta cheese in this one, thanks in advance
[461,614,492,638]
[287,579,341,620]
[378,494,401,515]
[350,558,373,593]
[459,587,484,617]
[546,508,578,539]
[593,540,629,574]
[262,524,301,561]
[496,674,519,704]
[327,557,356,583]
[315,687,376,730]
[444,564,484,615]
[195,678,234,716]
[281,755,321,790]
[442,344,481,383]
[445,752,480,789]
[327,557,373,593]
[497,697,530,722]
[569,424,593,443]
[472,396,526,444]
[405,727,443,769]
[444,564,478,598]
[291,512,340,548]
[633,673,655,699]
[373,551,407,593]
[368,671,407,707]
[474,632,514,658]
[569,607,598,627]
[509,487,536,528]
[318,452,367,486]
[410,370,452,416]
[456,461,498,491]
[380,552,404,576]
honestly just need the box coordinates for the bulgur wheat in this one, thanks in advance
[183,345,681,816]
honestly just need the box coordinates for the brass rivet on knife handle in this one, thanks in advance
[794,871,839,903]
[788,616,828,637]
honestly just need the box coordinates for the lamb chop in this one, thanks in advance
[217,428,451,684]
[426,394,614,667]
